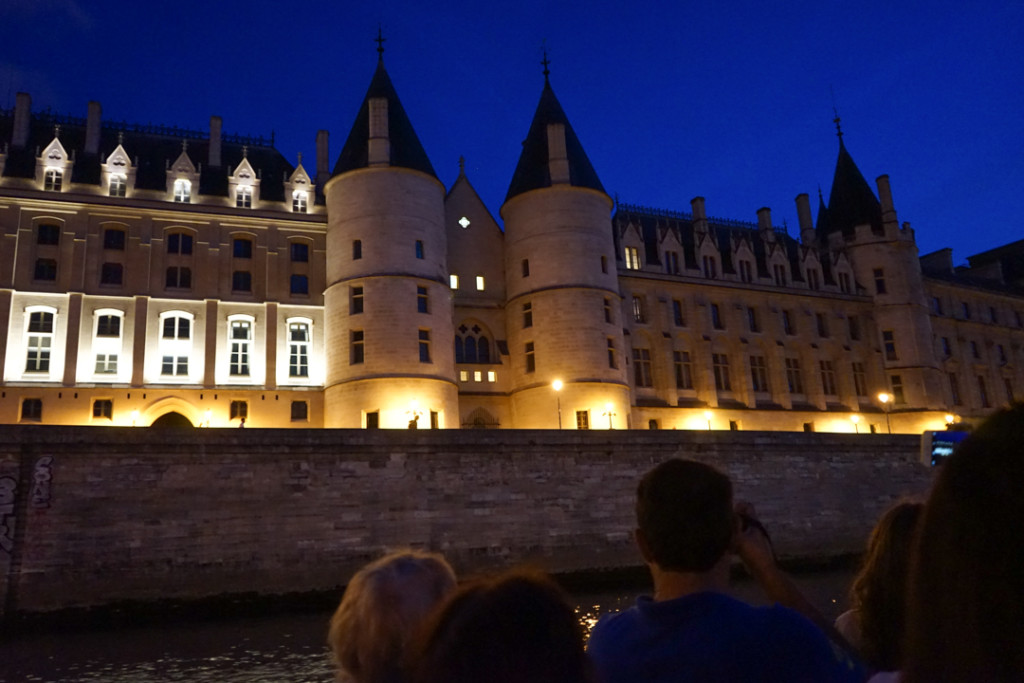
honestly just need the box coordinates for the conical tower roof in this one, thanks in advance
[820,137,882,237]
[332,58,436,178]
[505,78,605,202]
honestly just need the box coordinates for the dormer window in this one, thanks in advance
[292,190,308,213]
[173,179,191,203]
[236,185,252,208]
[44,168,62,192]
[109,175,127,197]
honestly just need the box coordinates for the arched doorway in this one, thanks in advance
[150,412,194,429]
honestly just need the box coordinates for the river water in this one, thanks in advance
[1,568,854,682]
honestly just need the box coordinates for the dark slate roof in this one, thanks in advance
[612,204,807,281]
[818,138,882,238]
[1,108,294,202]
[965,239,1024,286]
[332,59,436,178]
[505,79,605,202]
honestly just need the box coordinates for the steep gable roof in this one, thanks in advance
[505,79,605,202]
[332,58,436,178]
[819,138,882,238]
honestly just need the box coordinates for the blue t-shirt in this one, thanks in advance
[587,591,864,683]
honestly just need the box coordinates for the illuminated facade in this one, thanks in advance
[2,57,1022,432]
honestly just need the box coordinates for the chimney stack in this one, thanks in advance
[691,196,708,236]
[209,116,222,167]
[876,174,897,224]
[316,129,330,186]
[757,207,773,234]
[12,92,31,148]
[85,101,102,155]
[795,193,815,244]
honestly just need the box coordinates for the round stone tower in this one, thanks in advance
[323,56,458,428]
[501,73,630,429]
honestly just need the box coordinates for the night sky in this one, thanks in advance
[4,1,1021,263]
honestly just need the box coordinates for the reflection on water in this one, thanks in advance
[1,568,852,683]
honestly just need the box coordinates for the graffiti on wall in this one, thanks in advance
[0,474,15,555]
[31,456,53,509]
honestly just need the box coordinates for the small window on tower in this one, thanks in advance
[475,275,485,291]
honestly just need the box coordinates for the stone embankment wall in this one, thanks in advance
[0,427,932,617]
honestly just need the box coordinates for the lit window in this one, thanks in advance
[103,228,126,250]
[232,271,252,292]
[236,186,252,208]
[161,355,188,375]
[292,191,308,213]
[674,351,694,389]
[419,329,431,363]
[34,259,57,281]
[25,311,54,373]
[159,312,192,377]
[459,216,471,228]
[96,315,121,337]
[417,286,429,313]
[633,348,652,387]
[229,320,251,376]
[576,410,590,430]
[351,286,364,314]
[487,371,496,382]
[460,370,468,381]
[100,263,123,286]
[475,275,485,291]
[109,175,127,197]
[291,401,308,421]
[233,238,253,259]
[289,321,310,378]
[167,232,193,255]
[351,330,364,364]
[750,355,769,393]
[290,274,309,295]
[162,315,191,340]
[450,274,459,289]
[474,371,482,382]
[785,358,803,393]
[93,399,113,419]
[290,242,309,262]
[44,168,63,191]
[624,246,640,270]
[173,178,191,203]
[166,266,192,289]
[712,353,731,391]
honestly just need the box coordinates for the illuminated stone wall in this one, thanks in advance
[0,426,931,616]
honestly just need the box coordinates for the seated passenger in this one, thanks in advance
[328,550,456,683]
[894,406,1024,683]
[409,569,594,683]
[836,501,923,672]
[587,458,863,683]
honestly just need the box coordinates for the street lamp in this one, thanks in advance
[603,402,615,429]
[878,392,892,434]
[944,413,956,428]
[552,379,563,429]
[704,410,713,431]
[851,414,860,434]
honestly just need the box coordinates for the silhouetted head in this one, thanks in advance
[409,569,592,683]
[636,459,734,573]
[328,550,456,683]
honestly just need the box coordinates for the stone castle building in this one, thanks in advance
[1,54,1022,432]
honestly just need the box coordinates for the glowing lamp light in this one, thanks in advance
[877,392,891,405]
[603,402,615,429]
[850,414,860,434]
[704,410,713,431]
[131,410,140,427]
[945,413,956,426]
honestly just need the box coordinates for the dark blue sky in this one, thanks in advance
[4,0,1021,262]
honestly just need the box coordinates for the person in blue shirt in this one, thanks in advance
[587,458,864,683]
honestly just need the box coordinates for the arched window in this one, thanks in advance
[454,337,465,364]
[454,323,493,364]
[478,336,490,363]
[465,336,478,363]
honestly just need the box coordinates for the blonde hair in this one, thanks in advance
[328,550,456,683]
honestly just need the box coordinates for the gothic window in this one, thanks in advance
[166,266,192,289]
[44,168,63,191]
[236,186,252,208]
[674,351,694,390]
[288,321,310,378]
[624,247,640,270]
[785,358,804,393]
[167,232,193,255]
[292,191,308,213]
[853,362,867,397]
[455,324,491,363]
[773,264,787,287]
[632,296,646,323]
[103,228,126,250]
[229,319,252,376]
[25,310,54,373]
[739,260,753,284]
[712,353,731,391]
[173,178,191,203]
[820,360,838,395]
[633,348,652,387]
[109,175,127,197]
[750,356,769,393]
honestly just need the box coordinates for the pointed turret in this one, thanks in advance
[332,57,435,178]
[820,136,882,238]
[505,79,604,202]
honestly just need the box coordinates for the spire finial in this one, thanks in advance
[117,130,124,145]
[297,152,303,165]
[458,155,465,175]
[541,43,551,83]
[375,24,386,60]
[242,145,248,159]
[818,184,824,202]
[54,124,61,139]
[830,85,843,141]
